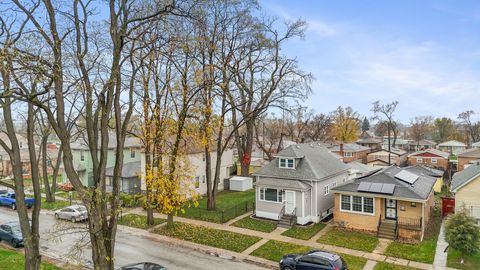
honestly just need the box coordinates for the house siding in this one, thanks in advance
[316,173,348,218]
[454,175,480,219]
[408,156,449,172]
[332,149,370,163]
[458,157,480,171]
[255,185,284,220]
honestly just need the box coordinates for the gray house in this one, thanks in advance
[253,143,349,225]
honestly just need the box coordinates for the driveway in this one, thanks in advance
[0,207,268,270]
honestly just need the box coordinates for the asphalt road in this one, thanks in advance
[0,208,269,270]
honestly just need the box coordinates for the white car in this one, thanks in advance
[54,205,88,223]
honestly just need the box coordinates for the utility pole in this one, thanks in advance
[388,124,391,165]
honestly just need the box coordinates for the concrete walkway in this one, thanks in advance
[434,221,448,268]
[363,260,377,270]
[124,208,454,270]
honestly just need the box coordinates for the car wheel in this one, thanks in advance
[282,267,293,270]
[71,217,76,223]
[11,239,17,248]
[11,204,16,210]
[54,213,59,219]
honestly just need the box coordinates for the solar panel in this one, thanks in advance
[394,170,419,185]
[357,182,395,195]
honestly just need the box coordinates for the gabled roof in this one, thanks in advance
[457,148,480,158]
[333,166,436,200]
[254,143,349,181]
[368,148,407,157]
[105,161,141,178]
[329,143,370,153]
[348,161,379,174]
[407,139,436,146]
[408,148,449,159]
[438,140,467,147]
[451,162,480,192]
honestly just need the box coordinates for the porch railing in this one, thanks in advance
[397,216,422,228]
[279,204,286,220]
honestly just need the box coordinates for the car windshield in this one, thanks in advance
[10,224,22,235]
[74,206,87,212]
[335,258,345,268]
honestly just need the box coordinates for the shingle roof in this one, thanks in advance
[407,139,436,146]
[333,166,436,200]
[405,165,444,177]
[329,143,370,153]
[255,177,311,191]
[451,162,480,192]
[105,161,141,178]
[254,143,349,181]
[438,140,467,147]
[408,148,449,159]
[457,148,480,158]
[357,137,383,144]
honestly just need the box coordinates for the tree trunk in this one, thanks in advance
[41,136,53,202]
[166,214,174,228]
[146,208,154,225]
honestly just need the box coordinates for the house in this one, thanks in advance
[367,149,407,167]
[332,166,436,241]
[329,143,371,163]
[451,161,480,223]
[407,139,436,152]
[404,165,444,193]
[407,148,449,172]
[356,131,382,151]
[105,161,141,194]
[61,136,143,187]
[253,143,349,225]
[438,140,467,155]
[347,161,380,180]
[236,157,270,176]
[382,137,410,151]
[457,148,480,171]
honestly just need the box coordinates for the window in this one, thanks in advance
[259,188,284,202]
[324,185,330,195]
[341,194,351,210]
[411,202,417,207]
[431,158,437,164]
[194,177,200,188]
[340,194,374,214]
[130,148,136,158]
[344,152,353,157]
[80,150,85,161]
[331,181,337,188]
[416,158,422,163]
[279,158,295,169]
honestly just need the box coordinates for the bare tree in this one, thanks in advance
[372,101,399,165]
[409,116,433,149]
[458,110,480,144]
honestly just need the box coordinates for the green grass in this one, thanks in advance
[118,214,165,229]
[373,262,421,270]
[153,221,261,252]
[384,207,442,264]
[41,198,70,210]
[281,223,326,240]
[447,248,480,269]
[231,216,277,233]
[0,246,62,270]
[178,189,255,223]
[251,240,367,270]
[317,228,379,252]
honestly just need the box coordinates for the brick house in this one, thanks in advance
[329,143,371,163]
[367,149,407,167]
[457,148,480,171]
[407,148,449,171]
[332,166,436,241]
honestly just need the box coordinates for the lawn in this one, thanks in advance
[41,198,70,210]
[118,214,165,229]
[0,246,62,270]
[153,221,261,252]
[281,223,326,240]
[251,240,367,270]
[384,208,442,263]
[317,228,379,252]
[178,189,255,223]
[373,262,420,270]
[231,216,277,233]
[447,248,480,270]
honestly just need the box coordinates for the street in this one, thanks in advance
[0,208,269,270]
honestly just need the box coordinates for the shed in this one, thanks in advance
[229,176,253,191]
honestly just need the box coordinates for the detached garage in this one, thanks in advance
[229,176,253,191]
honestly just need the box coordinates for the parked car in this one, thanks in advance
[280,250,347,270]
[0,193,34,210]
[57,182,74,192]
[54,205,88,223]
[117,262,166,270]
[0,221,24,248]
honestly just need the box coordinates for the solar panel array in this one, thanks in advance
[357,182,395,195]
[394,170,419,185]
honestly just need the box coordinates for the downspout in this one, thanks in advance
[311,180,315,219]
[421,202,425,241]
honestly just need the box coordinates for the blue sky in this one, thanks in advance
[261,0,480,122]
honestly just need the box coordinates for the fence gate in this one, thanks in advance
[441,197,455,217]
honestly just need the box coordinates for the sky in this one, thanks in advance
[260,0,480,122]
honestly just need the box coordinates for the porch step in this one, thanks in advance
[378,222,397,240]
[278,214,296,229]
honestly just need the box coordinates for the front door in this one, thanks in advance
[285,191,296,214]
[385,198,397,220]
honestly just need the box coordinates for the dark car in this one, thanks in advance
[280,250,347,270]
[118,262,167,270]
[0,221,24,248]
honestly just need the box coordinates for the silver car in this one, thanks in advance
[54,205,88,222]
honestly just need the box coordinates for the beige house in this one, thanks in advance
[451,162,480,223]
[367,149,407,167]
[332,166,436,241]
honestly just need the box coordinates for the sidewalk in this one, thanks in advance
[434,221,449,268]
[124,208,456,270]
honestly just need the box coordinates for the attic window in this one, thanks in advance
[344,152,353,157]
[279,158,295,169]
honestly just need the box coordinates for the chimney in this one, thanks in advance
[340,143,344,157]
